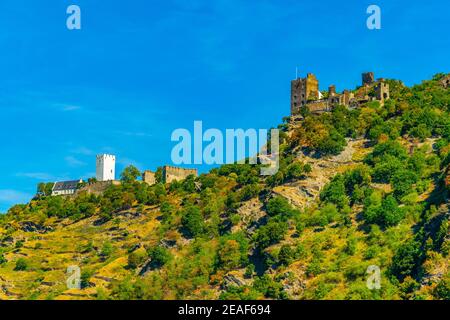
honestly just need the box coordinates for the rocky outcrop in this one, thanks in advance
[20,221,53,233]
[441,74,450,89]
[160,239,177,249]
[235,198,266,235]
[274,139,366,209]
[221,273,248,289]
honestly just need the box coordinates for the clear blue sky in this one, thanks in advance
[0,0,449,212]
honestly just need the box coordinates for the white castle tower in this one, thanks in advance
[96,154,116,181]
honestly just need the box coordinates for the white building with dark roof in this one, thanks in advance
[51,179,83,196]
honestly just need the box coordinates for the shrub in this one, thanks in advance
[278,245,295,266]
[148,246,171,268]
[0,254,7,265]
[80,269,94,288]
[14,258,28,271]
[433,276,450,300]
[344,237,358,256]
[128,250,147,269]
[100,242,114,258]
[253,275,286,299]
[181,206,204,238]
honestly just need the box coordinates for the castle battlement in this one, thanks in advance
[96,154,115,160]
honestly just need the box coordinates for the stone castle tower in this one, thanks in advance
[96,154,116,182]
[291,73,319,114]
[362,72,375,86]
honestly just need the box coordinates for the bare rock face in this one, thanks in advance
[273,139,367,209]
[277,269,307,299]
[234,198,266,234]
[441,74,450,89]
[0,236,14,247]
[221,271,249,289]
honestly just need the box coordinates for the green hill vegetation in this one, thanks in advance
[0,74,449,300]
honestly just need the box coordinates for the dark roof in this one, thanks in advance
[53,180,81,191]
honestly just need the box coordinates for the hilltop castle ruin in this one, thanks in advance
[291,72,390,115]
[142,166,198,185]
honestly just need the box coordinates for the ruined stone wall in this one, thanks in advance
[362,72,375,85]
[163,166,198,183]
[375,82,390,102]
[142,170,156,186]
[307,100,330,114]
[441,75,450,89]
[77,180,120,196]
[305,73,319,100]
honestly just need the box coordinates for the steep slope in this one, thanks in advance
[1,74,449,300]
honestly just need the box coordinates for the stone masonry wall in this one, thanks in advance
[163,166,198,183]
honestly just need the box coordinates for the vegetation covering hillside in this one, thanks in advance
[0,74,449,300]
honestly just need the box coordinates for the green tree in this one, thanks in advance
[391,169,418,200]
[254,219,288,249]
[381,195,404,226]
[37,182,54,196]
[320,174,348,209]
[218,239,242,271]
[120,165,141,184]
[266,196,295,218]
[181,206,205,238]
[148,246,171,268]
[390,239,421,281]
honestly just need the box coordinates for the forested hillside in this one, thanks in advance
[0,74,449,300]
